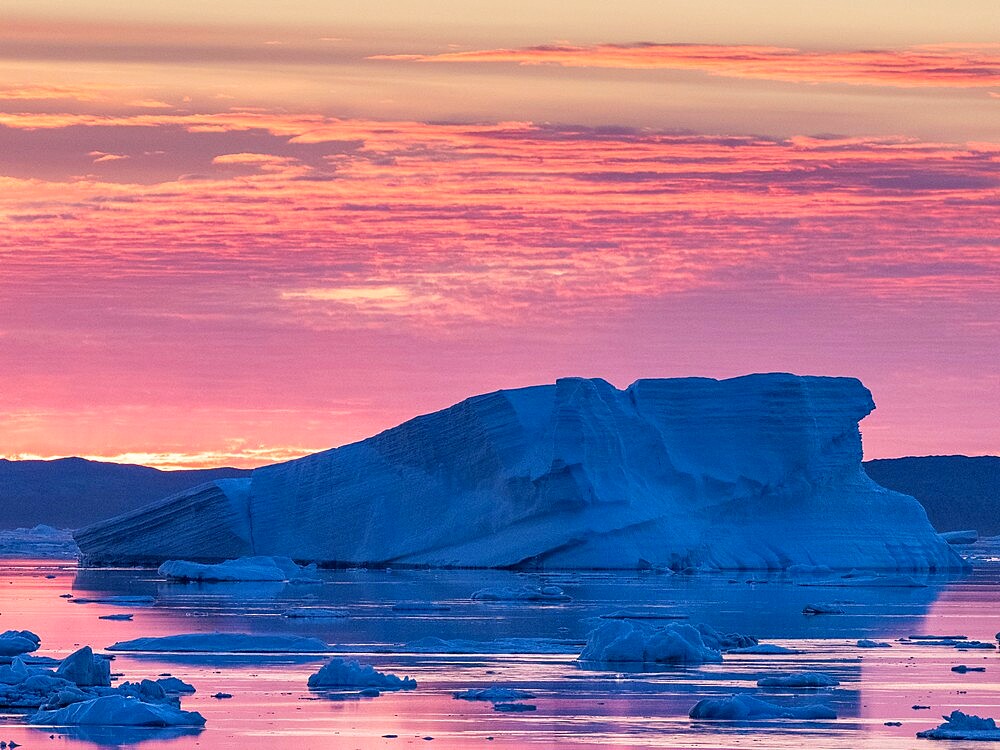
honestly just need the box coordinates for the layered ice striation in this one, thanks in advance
[75,375,960,571]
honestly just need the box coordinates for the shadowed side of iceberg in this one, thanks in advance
[75,374,962,571]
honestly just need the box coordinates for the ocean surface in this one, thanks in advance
[1,557,999,749]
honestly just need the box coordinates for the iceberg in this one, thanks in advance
[454,687,537,702]
[689,694,837,720]
[578,621,722,665]
[55,647,111,687]
[471,584,570,602]
[307,658,416,690]
[158,556,310,582]
[916,711,1000,740]
[756,672,839,688]
[28,694,205,728]
[75,375,960,571]
[0,630,40,658]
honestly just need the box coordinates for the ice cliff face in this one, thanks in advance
[75,374,961,570]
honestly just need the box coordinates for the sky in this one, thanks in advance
[1,1,998,469]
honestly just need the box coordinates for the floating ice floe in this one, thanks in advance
[28,695,205,728]
[454,687,536,702]
[902,636,996,650]
[0,631,40,657]
[108,633,329,653]
[689,694,837,720]
[578,621,722,665]
[729,644,801,655]
[307,658,416,690]
[155,677,195,694]
[756,672,839,688]
[941,530,978,545]
[857,639,892,648]
[916,711,1000,740]
[71,596,155,606]
[802,603,846,615]
[494,703,536,712]
[159,556,318,583]
[599,608,688,621]
[98,614,133,621]
[471,585,570,603]
[951,665,986,673]
[282,607,350,618]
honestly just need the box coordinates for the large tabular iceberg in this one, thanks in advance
[75,375,959,571]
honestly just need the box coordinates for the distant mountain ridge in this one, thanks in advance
[863,455,1000,536]
[0,457,250,528]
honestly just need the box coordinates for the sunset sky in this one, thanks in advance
[1,1,998,468]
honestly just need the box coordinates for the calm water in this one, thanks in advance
[1,559,999,749]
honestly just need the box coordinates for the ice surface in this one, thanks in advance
[454,687,537,701]
[857,639,892,648]
[689,694,837,720]
[28,694,206,727]
[108,633,329,653]
[916,711,1000,740]
[756,672,840,688]
[75,375,960,571]
[578,621,722,665]
[154,677,195,694]
[729,644,801,655]
[307,658,416,690]
[0,631,40,657]
[159,556,312,582]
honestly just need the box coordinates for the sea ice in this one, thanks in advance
[76,375,961,572]
[493,703,536,712]
[802,603,846,615]
[307,658,416,690]
[916,711,1000,740]
[156,677,195,694]
[578,621,722,665]
[689,694,837,720]
[729,644,801,655]
[108,633,329,653]
[0,631,40,657]
[857,639,892,648]
[454,687,537,702]
[71,596,155,606]
[756,672,840,688]
[28,695,206,727]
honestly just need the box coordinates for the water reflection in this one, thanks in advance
[0,560,996,749]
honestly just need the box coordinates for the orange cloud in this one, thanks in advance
[371,42,1000,90]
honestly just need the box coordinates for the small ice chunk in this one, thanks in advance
[857,639,892,648]
[689,694,836,720]
[282,607,349,618]
[28,695,205,727]
[802,603,846,615]
[493,703,536,712]
[471,585,570,603]
[108,633,329,653]
[0,631,41,657]
[916,711,1000,740]
[951,665,986,673]
[757,672,839,688]
[453,687,536,702]
[578,621,722,665]
[98,614,133,621]
[307,658,416,690]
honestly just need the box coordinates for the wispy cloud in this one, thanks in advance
[372,42,1000,90]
